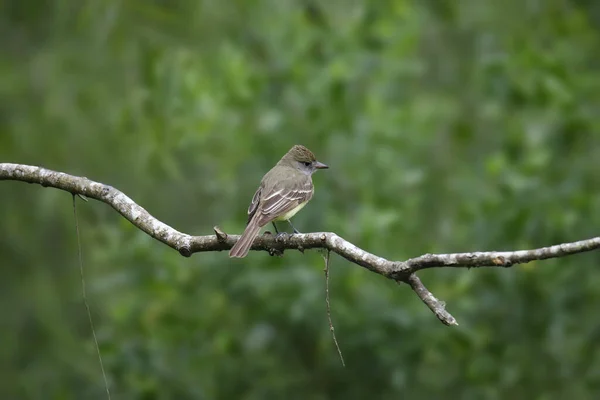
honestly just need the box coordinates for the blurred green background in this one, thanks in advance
[2,0,600,398]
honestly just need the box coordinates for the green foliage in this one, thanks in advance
[2,0,600,398]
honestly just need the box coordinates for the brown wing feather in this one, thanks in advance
[247,185,262,224]
[254,176,313,227]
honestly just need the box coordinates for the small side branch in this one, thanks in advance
[405,274,457,326]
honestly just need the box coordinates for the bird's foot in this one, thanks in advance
[275,232,289,242]
[268,232,287,257]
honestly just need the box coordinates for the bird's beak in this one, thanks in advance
[314,161,329,169]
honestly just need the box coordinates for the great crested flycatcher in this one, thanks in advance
[229,145,328,258]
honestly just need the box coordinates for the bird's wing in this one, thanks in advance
[247,186,262,224]
[254,176,313,227]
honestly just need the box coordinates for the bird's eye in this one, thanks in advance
[302,161,311,167]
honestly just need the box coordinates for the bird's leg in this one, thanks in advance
[287,220,301,234]
[272,221,288,241]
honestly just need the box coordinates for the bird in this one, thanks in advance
[229,145,328,258]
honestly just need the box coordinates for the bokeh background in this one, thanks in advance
[2,0,600,398]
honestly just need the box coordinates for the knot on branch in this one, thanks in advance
[491,256,512,267]
[213,226,228,243]
[178,245,192,257]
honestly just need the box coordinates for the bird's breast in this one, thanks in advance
[273,201,308,221]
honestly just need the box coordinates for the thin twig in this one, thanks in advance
[322,250,345,367]
[73,195,111,399]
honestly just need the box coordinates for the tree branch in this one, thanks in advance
[405,274,457,326]
[2,163,599,325]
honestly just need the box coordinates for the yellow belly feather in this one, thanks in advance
[273,201,308,221]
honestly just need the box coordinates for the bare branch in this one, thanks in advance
[2,163,599,326]
[402,239,600,273]
[405,274,458,326]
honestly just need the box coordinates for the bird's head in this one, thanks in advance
[281,145,328,175]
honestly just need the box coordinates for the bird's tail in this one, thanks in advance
[229,218,262,258]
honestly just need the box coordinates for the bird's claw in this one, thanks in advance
[275,232,289,242]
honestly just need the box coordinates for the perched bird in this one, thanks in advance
[229,145,328,258]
